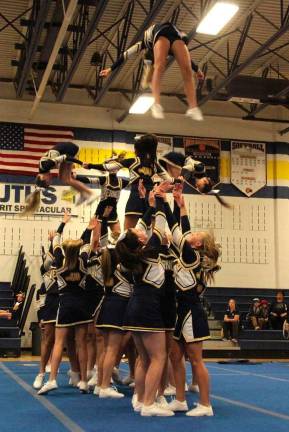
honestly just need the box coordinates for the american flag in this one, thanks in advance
[0,123,74,175]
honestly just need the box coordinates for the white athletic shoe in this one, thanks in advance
[156,396,169,409]
[164,384,176,396]
[141,403,174,417]
[45,365,51,373]
[33,373,45,390]
[88,372,98,388]
[69,371,80,387]
[38,380,58,395]
[85,191,99,206]
[186,107,204,121]
[131,393,138,408]
[188,384,199,393]
[151,103,165,119]
[93,385,100,396]
[99,387,125,399]
[167,399,188,412]
[134,401,143,412]
[186,403,214,417]
[78,381,89,393]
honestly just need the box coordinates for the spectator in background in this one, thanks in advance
[0,310,12,320]
[259,299,270,330]
[222,299,240,343]
[270,291,288,330]
[12,292,25,322]
[247,298,262,330]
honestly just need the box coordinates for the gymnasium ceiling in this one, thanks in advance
[1,0,289,128]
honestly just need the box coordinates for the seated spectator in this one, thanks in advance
[247,298,262,330]
[259,299,270,329]
[270,291,288,330]
[12,292,25,321]
[222,299,240,342]
[0,309,12,320]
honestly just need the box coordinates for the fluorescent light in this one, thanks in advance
[196,2,239,35]
[129,95,154,114]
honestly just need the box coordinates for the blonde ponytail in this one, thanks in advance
[21,190,41,216]
[201,232,221,284]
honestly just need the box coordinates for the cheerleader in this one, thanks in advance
[83,134,170,229]
[23,142,97,215]
[38,217,99,395]
[75,169,129,238]
[162,185,220,416]
[95,211,134,398]
[33,212,71,390]
[116,182,175,417]
[100,22,203,121]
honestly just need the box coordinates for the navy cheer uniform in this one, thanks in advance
[36,223,67,323]
[109,23,199,73]
[39,142,81,174]
[53,229,93,327]
[164,202,210,343]
[124,197,167,332]
[86,157,169,217]
[76,173,129,224]
[96,258,133,331]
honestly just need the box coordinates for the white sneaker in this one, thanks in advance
[188,384,199,393]
[134,401,143,412]
[156,396,169,409]
[131,393,138,408]
[69,371,80,387]
[38,380,58,395]
[93,385,100,395]
[78,381,89,393]
[129,381,135,388]
[186,403,214,417]
[45,365,51,373]
[99,387,124,399]
[75,193,88,206]
[186,107,204,121]
[85,191,99,206]
[33,373,45,390]
[185,382,188,391]
[88,371,98,387]
[141,403,174,417]
[167,399,188,412]
[164,384,176,396]
[122,375,134,386]
[112,367,122,385]
[151,103,165,119]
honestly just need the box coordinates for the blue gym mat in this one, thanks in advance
[1,360,289,432]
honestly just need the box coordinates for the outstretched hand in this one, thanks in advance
[100,68,112,78]
[48,230,56,241]
[88,216,99,230]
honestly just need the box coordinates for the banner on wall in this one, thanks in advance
[230,141,267,197]
[183,137,221,185]
[0,183,79,217]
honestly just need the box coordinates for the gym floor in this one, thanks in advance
[0,359,289,432]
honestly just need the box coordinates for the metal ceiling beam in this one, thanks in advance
[30,0,78,117]
[16,0,52,97]
[94,0,167,105]
[56,0,107,101]
[198,22,289,107]
[247,82,289,117]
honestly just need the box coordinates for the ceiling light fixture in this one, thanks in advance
[196,2,239,35]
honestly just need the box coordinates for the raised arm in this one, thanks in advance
[100,41,145,77]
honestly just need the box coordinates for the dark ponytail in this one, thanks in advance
[134,134,158,164]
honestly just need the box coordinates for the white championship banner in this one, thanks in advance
[0,183,79,216]
[231,141,267,197]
